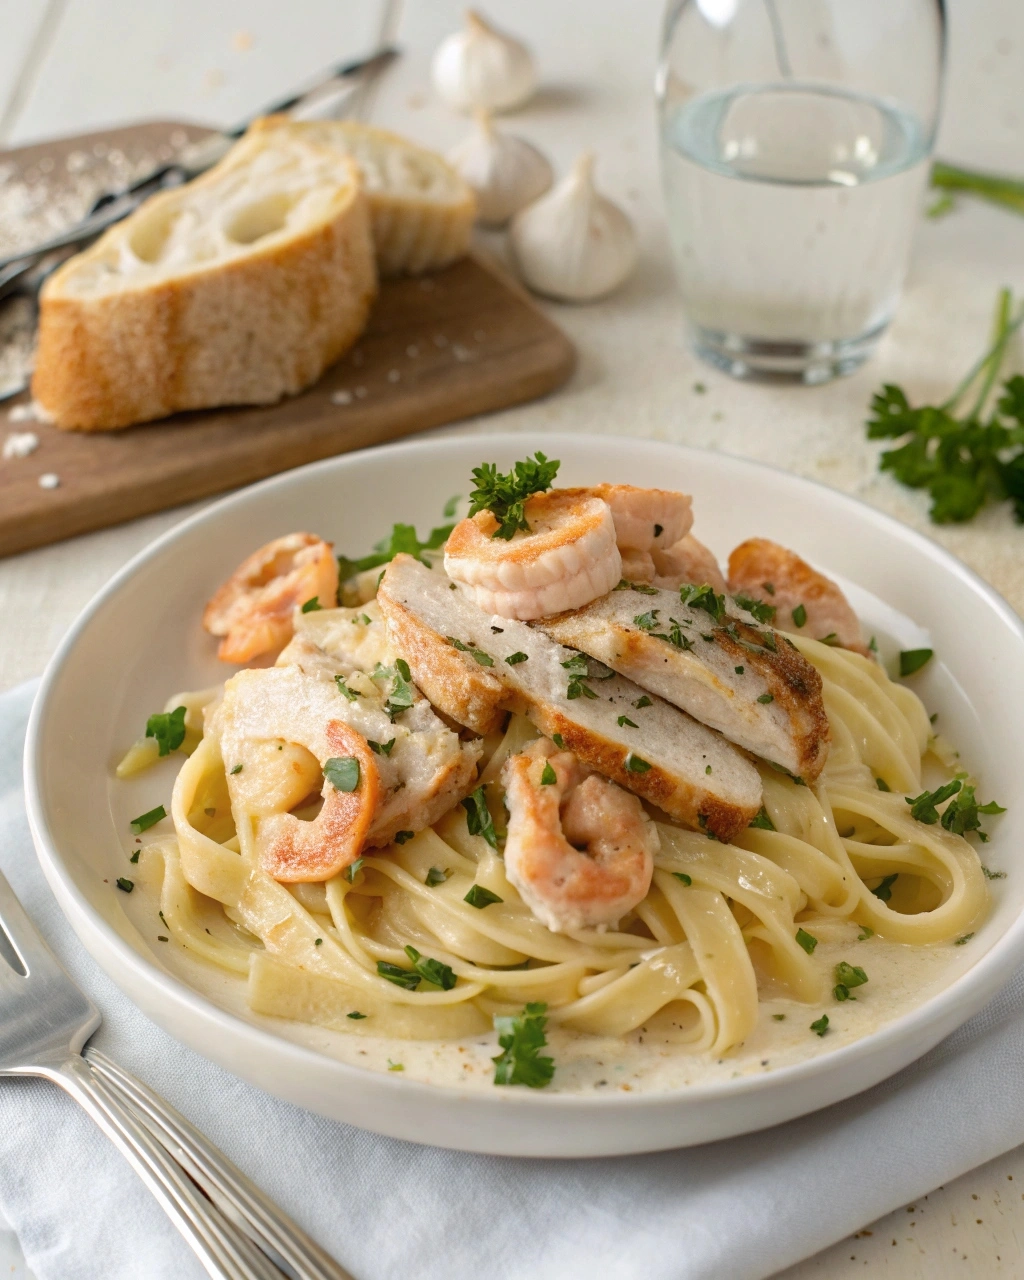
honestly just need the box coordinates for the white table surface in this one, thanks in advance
[2,1,1023,1276]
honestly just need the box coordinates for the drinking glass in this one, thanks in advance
[656,0,945,383]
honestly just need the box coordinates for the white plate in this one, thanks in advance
[24,434,1024,1157]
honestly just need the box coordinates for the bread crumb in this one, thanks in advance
[3,431,38,458]
[38,472,60,489]
[330,390,353,406]
[232,30,253,52]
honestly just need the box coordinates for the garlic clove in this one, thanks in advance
[431,9,537,115]
[509,152,637,303]
[448,111,553,227]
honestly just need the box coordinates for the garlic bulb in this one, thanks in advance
[431,10,537,114]
[448,112,552,226]
[509,153,637,302]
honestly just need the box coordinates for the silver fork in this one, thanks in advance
[0,868,352,1280]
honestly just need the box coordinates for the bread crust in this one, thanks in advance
[33,148,376,431]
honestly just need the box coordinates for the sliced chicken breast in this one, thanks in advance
[378,555,762,840]
[541,582,830,781]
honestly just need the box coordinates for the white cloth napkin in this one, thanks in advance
[3,679,1024,1280]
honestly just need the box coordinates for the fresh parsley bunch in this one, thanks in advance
[867,288,1024,523]
[468,452,560,540]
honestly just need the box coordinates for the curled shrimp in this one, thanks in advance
[501,738,659,932]
[652,533,727,593]
[581,483,693,551]
[203,533,339,664]
[727,537,868,654]
[444,489,621,620]
[237,720,378,883]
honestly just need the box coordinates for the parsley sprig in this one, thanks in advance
[866,287,1024,523]
[492,1002,555,1088]
[468,453,560,540]
[337,520,455,584]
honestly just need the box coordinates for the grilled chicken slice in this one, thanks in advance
[378,555,761,840]
[727,538,869,656]
[541,583,829,781]
[214,661,481,851]
[278,599,397,677]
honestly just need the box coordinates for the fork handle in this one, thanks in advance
[30,1055,285,1280]
[85,1048,353,1280]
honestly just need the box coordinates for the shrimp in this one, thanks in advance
[444,489,621,620]
[203,533,339,664]
[652,533,727,593]
[581,483,693,551]
[254,722,378,882]
[501,738,659,932]
[727,537,869,655]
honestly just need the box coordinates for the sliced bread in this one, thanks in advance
[250,117,476,275]
[33,127,377,431]
[378,555,762,840]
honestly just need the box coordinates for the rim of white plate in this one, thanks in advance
[23,432,1024,1118]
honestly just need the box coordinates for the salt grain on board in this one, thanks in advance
[330,390,353,406]
[2,431,39,459]
[387,369,401,383]
[38,472,60,489]
[7,403,37,423]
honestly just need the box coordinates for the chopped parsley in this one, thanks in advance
[324,756,360,792]
[734,665,745,675]
[355,613,372,625]
[651,617,695,651]
[634,609,659,631]
[447,636,494,666]
[876,777,891,792]
[795,928,818,955]
[404,944,457,990]
[762,582,775,595]
[374,661,415,721]
[145,706,187,757]
[468,452,560,540]
[938,782,1005,839]
[387,1060,404,1071]
[982,866,1007,880]
[368,738,395,756]
[347,1011,367,1019]
[551,733,565,748]
[300,596,322,613]
[906,779,968,824]
[492,1002,555,1088]
[464,885,503,909]
[377,961,421,990]
[633,695,653,709]
[678,583,726,622]
[760,631,778,652]
[115,877,134,893]
[858,926,874,940]
[443,494,460,519]
[616,580,658,595]
[791,604,807,628]
[899,648,934,677]
[230,763,243,775]
[733,593,777,624]
[394,831,415,845]
[833,961,869,1002]
[757,693,774,705]
[810,1014,830,1037]
[130,805,166,834]
[954,933,975,945]
[749,806,776,831]
[617,715,638,728]
[336,520,455,582]
[818,633,840,646]
[625,753,651,774]
[334,675,360,701]
[540,760,557,785]
[562,652,597,700]
[344,858,364,883]
[314,938,323,946]
[129,849,141,864]
[425,866,449,886]
[462,786,498,849]
[505,652,529,665]
[772,1013,786,1021]
[672,872,692,886]
[871,873,899,902]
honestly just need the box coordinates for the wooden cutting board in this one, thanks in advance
[0,122,575,559]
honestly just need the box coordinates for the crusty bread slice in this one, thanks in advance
[33,128,377,431]
[378,555,761,840]
[541,583,830,780]
[251,117,476,275]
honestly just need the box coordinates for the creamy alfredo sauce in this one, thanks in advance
[121,848,981,1094]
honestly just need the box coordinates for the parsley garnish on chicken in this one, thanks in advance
[467,453,561,540]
